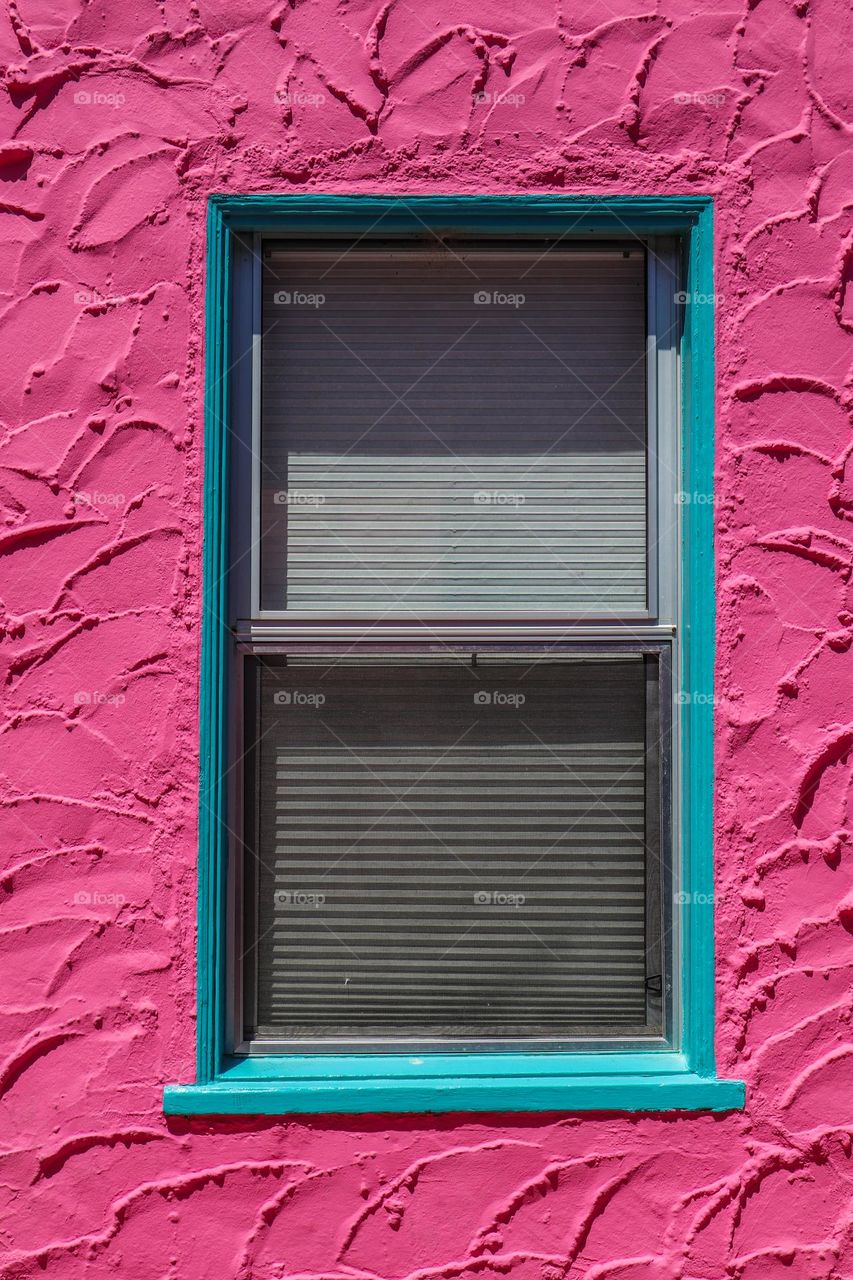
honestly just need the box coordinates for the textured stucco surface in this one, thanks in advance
[2,2,853,1277]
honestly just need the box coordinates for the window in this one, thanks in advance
[165,196,743,1115]
[241,236,670,1049]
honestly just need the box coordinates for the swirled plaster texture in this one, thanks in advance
[1,1,853,1277]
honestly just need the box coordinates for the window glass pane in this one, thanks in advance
[260,243,647,614]
[247,655,662,1043]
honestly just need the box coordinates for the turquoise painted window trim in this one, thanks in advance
[164,194,744,1117]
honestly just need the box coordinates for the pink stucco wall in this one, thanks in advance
[2,2,853,1277]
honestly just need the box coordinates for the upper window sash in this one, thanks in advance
[227,235,680,630]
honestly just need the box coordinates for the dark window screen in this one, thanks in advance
[259,243,647,614]
[245,656,662,1044]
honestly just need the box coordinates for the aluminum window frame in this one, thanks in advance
[230,233,678,1055]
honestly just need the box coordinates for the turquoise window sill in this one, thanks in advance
[164,1053,745,1115]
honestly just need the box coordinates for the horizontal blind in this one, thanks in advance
[252,658,650,1041]
[260,244,647,614]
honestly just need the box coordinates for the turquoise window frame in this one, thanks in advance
[163,195,744,1116]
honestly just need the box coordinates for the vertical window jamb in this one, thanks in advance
[648,237,680,630]
[648,236,681,1050]
[645,245,658,620]
[225,232,258,1053]
[643,654,662,1034]
[240,653,262,1046]
[249,232,263,618]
